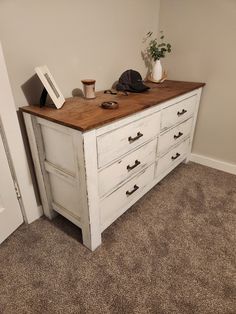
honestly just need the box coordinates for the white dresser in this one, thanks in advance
[21,80,204,250]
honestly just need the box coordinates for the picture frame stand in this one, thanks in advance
[40,88,48,108]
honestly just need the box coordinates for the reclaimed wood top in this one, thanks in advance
[20,80,205,132]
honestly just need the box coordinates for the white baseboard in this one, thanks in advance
[190,153,236,175]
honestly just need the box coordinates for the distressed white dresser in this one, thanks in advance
[21,80,205,250]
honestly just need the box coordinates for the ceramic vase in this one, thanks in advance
[152,59,162,82]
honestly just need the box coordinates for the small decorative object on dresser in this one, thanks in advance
[144,31,171,83]
[20,80,205,251]
[81,79,96,99]
[116,69,150,93]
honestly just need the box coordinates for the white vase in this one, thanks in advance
[152,59,163,82]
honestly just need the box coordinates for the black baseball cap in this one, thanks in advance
[116,69,150,93]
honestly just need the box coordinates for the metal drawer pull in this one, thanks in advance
[177,109,187,116]
[174,132,183,139]
[127,160,141,171]
[171,153,180,160]
[126,184,139,196]
[128,132,143,143]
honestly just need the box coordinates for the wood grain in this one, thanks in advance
[20,80,205,132]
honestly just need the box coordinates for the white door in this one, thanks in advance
[0,133,23,243]
[0,42,40,225]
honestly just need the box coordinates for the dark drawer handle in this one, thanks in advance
[171,153,180,160]
[126,184,139,196]
[127,160,141,171]
[128,132,143,143]
[174,132,183,139]
[177,109,187,116]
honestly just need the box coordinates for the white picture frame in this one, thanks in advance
[35,65,65,109]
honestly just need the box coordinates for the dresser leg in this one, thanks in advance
[184,155,190,164]
[79,130,102,251]
[81,223,102,251]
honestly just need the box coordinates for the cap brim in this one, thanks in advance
[130,82,150,92]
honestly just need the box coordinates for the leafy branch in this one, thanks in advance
[144,31,172,61]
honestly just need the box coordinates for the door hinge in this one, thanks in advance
[14,181,21,199]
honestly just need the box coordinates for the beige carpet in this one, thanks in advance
[0,162,236,314]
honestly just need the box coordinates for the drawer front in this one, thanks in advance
[98,138,157,197]
[156,139,189,177]
[97,112,160,168]
[100,164,155,228]
[161,96,196,131]
[158,118,193,154]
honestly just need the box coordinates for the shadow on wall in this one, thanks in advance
[21,74,43,106]
[72,88,83,97]
[22,77,87,102]
[21,75,119,104]
[141,51,152,79]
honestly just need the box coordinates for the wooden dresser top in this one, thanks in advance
[20,80,205,132]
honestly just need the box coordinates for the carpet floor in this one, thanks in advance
[0,162,236,314]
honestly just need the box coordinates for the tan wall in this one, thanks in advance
[160,0,236,164]
[0,0,160,107]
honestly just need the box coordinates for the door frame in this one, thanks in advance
[0,42,42,223]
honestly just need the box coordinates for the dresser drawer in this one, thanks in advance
[97,112,160,168]
[156,139,189,177]
[158,118,193,154]
[100,164,155,228]
[161,96,196,131]
[98,138,157,197]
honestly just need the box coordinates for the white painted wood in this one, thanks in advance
[98,138,157,197]
[48,172,81,219]
[97,111,160,168]
[44,161,76,185]
[77,130,102,250]
[184,88,203,163]
[190,153,236,175]
[52,202,82,227]
[161,95,196,131]
[0,133,23,243]
[23,114,55,219]
[40,123,76,175]
[100,164,155,230]
[159,118,193,154]
[24,114,101,250]
[69,131,93,247]
[0,42,39,223]
[36,119,84,223]
[36,117,73,134]
[156,138,190,178]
